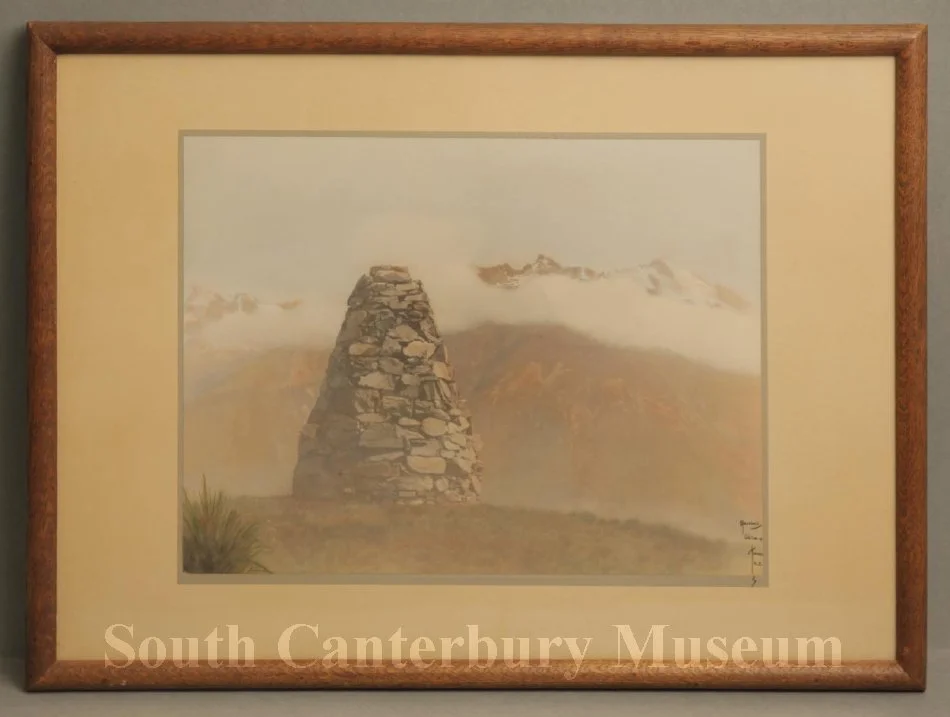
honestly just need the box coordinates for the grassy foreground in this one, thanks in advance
[226,497,744,576]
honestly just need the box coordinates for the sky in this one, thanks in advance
[182,134,762,373]
[183,134,761,296]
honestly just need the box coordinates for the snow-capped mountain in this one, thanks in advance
[185,287,258,335]
[476,254,605,288]
[183,286,302,340]
[476,254,750,311]
[184,253,759,375]
[184,287,303,337]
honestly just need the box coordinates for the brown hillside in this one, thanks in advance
[182,346,330,495]
[443,323,762,537]
[183,324,762,539]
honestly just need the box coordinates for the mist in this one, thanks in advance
[194,260,761,375]
[185,135,763,375]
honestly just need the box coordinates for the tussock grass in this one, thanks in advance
[182,476,270,574]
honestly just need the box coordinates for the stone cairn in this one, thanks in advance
[292,266,482,504]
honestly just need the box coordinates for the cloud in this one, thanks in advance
[194,304,335,350]
[422,268,761,375]
[191,261,761,375]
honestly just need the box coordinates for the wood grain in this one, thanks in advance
[25,27,57,691]
[894,27,928,690]
[24,22,929,692]
[26,22,926,55]
[27,659,919,691]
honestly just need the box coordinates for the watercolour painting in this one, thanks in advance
[180,134,765,584]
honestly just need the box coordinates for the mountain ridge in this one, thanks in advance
[183,321,761,540]
[184,286,303,337]
[477,254,751,311]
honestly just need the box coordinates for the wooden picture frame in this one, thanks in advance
[26,22,927,691]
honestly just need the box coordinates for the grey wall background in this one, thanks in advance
[0,0,945,661]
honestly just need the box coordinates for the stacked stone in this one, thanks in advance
[292,265,482,504]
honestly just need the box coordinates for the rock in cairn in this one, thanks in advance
[293,266,482,504]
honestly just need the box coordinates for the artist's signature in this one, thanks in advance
[738,519,764,586]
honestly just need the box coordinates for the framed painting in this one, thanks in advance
[26,22,927,690]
